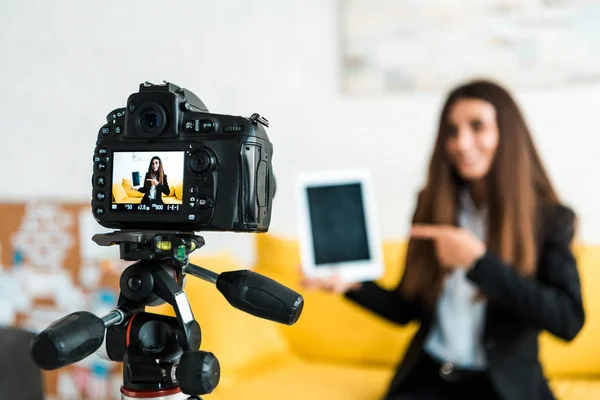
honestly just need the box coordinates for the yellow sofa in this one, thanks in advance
[111,178,183,204]
[153,234,600,399]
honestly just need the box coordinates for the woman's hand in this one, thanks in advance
[411,224,486,270]
[300,271,362,295]
[147,178,159,187]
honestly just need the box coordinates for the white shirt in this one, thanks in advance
[423,190,488,370]
[149,174,157,200]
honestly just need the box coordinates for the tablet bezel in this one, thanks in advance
[295,168,384,283]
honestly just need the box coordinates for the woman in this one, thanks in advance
[136,156,170,206]
[302,80,584,400]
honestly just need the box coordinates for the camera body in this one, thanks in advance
[92,82,275,232]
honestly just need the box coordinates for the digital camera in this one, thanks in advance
[91,81,275,232]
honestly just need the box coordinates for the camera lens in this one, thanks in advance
[132,102,167,138]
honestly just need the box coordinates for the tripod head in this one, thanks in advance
[30,231,304,399]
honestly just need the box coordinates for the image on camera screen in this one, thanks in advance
[111,151,184,213]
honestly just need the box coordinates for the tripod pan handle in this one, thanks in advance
[216,270,304,325]
[30,311,105,370]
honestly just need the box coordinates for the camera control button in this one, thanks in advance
[95,191,106,202]
[97,147,108,156]
[195,119,215,133]
[188,214,197,221]
[196,196,214,210]
[115,126,122,134]
[96,177,107,187]
[222,125,243,133]
[101,127,110,135]
[189,186,198,195]
[97,162,107,172]
[189,150,215,174]
[94,206,105,217]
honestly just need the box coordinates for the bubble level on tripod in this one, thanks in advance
[156,241,172,251]
[176,245,186,261]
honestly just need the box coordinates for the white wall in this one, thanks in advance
[1,0,599,266]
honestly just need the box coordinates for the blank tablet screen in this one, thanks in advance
[306,183,371,266]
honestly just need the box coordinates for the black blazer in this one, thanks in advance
[137,173,170,205]
[345,205,584,400]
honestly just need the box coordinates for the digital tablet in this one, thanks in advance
[295,169,383,283]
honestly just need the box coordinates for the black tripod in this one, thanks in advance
[30,231,304,399]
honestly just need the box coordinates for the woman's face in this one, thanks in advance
[445,98,500,182]
[152,159,160,172]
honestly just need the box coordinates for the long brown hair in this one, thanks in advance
[147,156,165,185]
[398,79,560,309]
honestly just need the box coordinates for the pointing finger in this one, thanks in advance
[411,224,447,239]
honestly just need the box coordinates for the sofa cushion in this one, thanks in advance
[210,358,393,400]
[175,180,184,200]
[191,355,600,400]
[549,378,600,400]
[169,179,179,196]
[254,234,600,376]
[255,233,404,287]
[112,182,128,202]
[539,244,600,377]
[122,178,143,198]
[148,252,290,376]
[163,197,182,204]
[254,234,417,367]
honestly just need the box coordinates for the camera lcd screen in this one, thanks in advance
[111,151,184,213]
[306,183,371,265]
